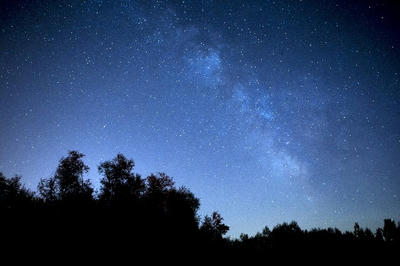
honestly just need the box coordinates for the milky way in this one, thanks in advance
[1,0,399,236]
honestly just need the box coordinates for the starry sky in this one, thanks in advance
[1,0,400,237]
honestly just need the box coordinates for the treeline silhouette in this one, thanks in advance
[1,150,399,254]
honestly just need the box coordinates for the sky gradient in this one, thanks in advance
[1,0,399,237]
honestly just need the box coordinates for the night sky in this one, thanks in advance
[1,0,399,237]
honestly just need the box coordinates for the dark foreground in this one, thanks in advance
[1,151,399,257]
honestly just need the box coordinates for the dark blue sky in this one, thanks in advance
[1,0,399,237]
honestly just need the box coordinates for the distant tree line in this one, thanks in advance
[1,150,399,254]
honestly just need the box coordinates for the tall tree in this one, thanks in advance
[38,151,93,204]
[98,154,144,203]
[383,219,397,243]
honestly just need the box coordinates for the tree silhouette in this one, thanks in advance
[143,172,175,213]
[269,221,303,248]
[38,150,93,205]
[146,172,175,195]
[375,228,384,242]
[98,154,144,204]
[200,211,230,241]
[354,222,361,238]
[166,186,200,233]
[37,177,57,202]
[0,172,34,208]
[1,150,399,254]
[383,219,398,244]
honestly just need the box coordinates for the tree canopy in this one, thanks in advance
[1,150,399,255]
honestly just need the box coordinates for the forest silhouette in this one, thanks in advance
[1,150,399,255]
